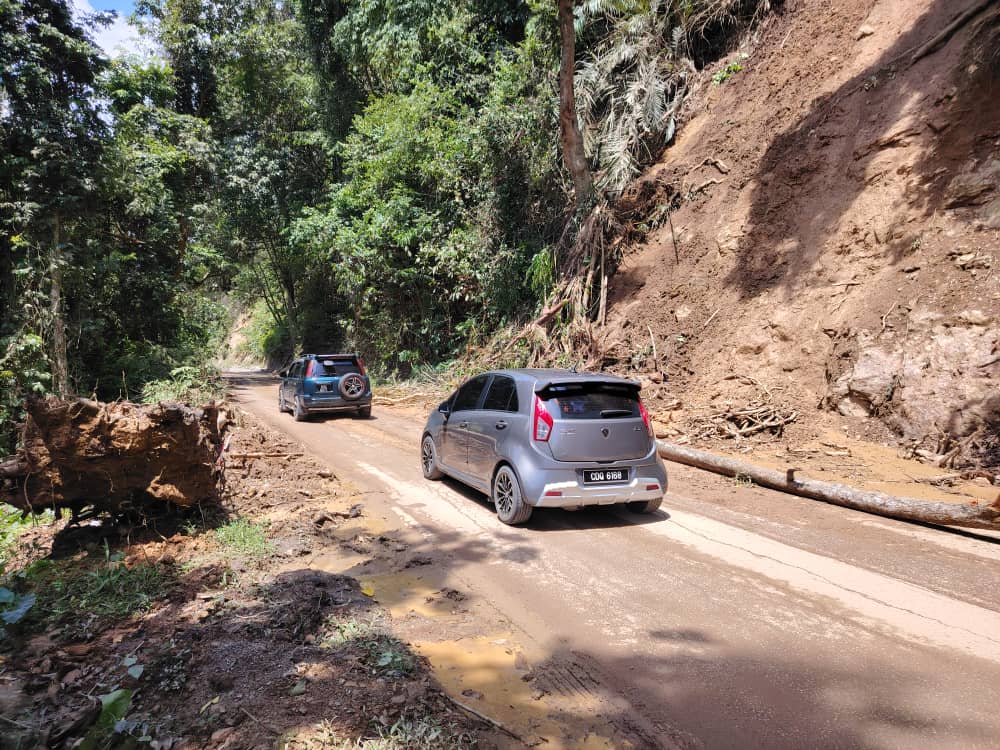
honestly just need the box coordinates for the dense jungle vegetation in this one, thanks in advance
[1,0,765,451]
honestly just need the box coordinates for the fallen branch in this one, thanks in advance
[658,441,1000,530]
[442,693,525,743]
[373,392,436,405]
[227,452,303,459]
[702,308,721,330]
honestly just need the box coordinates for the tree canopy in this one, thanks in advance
[0,0,763,451]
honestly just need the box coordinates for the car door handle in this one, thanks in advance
[459,421,469,429]
[495,421,507,430]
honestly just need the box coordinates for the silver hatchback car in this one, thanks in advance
[420,369,667,525]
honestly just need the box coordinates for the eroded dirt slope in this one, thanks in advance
[607,0,999,471]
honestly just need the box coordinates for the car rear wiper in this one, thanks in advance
[600,409,633,418]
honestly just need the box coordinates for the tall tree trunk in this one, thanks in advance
[0,233,13,333]
[557,0,593,203]
[49,211,70,397]
[283,282,300,354]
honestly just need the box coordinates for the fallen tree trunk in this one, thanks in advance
[658,441,1000,530]
[1,397,224,514]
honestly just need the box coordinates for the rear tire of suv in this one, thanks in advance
[493,466,532,525]
[357,405,371,419]
[421,435,443,480]
[339,373,365,400]
[293,397,309,422]
[626,497,662,514]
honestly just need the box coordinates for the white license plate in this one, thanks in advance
[583,469,627,485]
[319,385,329,392]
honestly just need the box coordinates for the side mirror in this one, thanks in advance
[278,369,288,379]
[438,401,451,417]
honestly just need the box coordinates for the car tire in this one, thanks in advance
[339,373,365,401]
[492,465,532,525]
[278,391,290,414]
[421,435,444,480]
[357,404,372,419]
[293,397,309,422]
[626,497,662,514]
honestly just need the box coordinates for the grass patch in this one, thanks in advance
[321,615,415,677]
[13,553,171,639]
[286,717,477,749]
[215,518,272,558]
[0,504,55,573]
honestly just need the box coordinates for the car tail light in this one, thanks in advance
[533,396,553,442]
[305,360,314,377]
[638,398,653,438]
[544,490,562,497]
[356,357,366,375]
[645,483,660,491]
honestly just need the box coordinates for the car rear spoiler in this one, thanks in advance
[534,375,642,394]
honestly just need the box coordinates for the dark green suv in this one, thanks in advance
[278,353,372,421]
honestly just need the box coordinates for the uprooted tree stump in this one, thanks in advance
[0,397,225,515]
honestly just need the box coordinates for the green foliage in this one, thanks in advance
[2,0,770,401]
[712,55,747,84]
[78,689,134,750]
[141,364,226,404]
[215,518,272,558]
[0,504,55,574]
[321,614,414,677]
[236,299,289,362]
[15,553,170,638]
[0,333,50,454]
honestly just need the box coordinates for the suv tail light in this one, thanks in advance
[356,357,366,376]
[638,398,653,438]
[533,396,553,442]
[305,360,314,377]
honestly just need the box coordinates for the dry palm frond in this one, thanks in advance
[576,0,768,198]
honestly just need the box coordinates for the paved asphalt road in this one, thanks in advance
[230,372,1000,750]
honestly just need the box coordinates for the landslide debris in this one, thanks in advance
[593,0,1000,472]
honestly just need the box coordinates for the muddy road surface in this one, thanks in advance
[229,372,1000,750]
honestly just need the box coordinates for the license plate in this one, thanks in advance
[319,385,329,393]
[583,469,627,485]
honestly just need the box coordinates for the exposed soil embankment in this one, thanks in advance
[605,0,1000,476]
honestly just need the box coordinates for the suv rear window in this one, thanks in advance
[540,382,639,420]
[309,359,361,377]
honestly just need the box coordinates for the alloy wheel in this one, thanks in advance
[421,439,434,475]
[341,374,365,399]
[495,470,514,516]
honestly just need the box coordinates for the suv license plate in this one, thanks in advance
[583,469,627,485]
[319,385,329,393]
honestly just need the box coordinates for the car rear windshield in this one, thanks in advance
[309,359,361,377]
[539,382,640,420]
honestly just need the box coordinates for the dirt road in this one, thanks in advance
[230,372,1000,750]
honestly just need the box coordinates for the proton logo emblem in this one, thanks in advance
[601,427,609,437]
